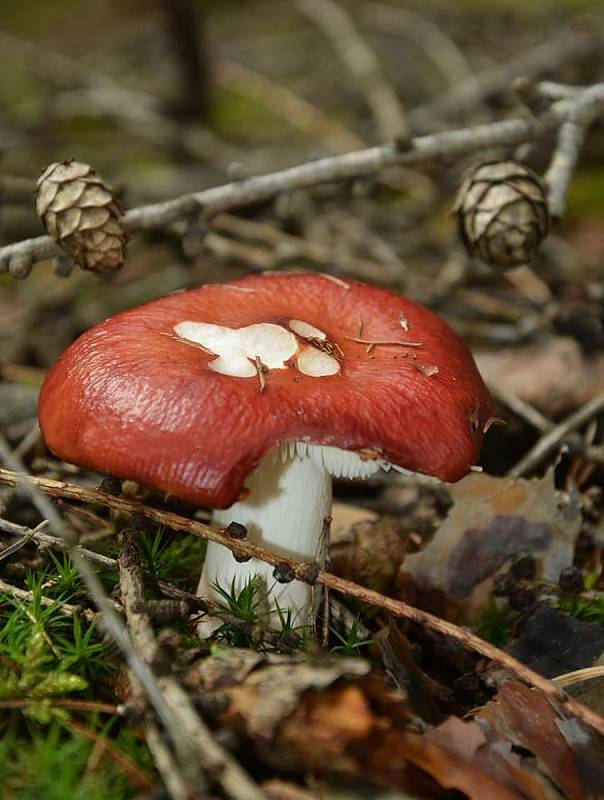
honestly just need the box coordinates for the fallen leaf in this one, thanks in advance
[477,682,601,800]
[506,606,604,679]
[400,471,581,620]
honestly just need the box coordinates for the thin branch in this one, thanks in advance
[510,390,604,477]
[208,211,403,282]
[544,83,604,217]
[215,59,364,153]
[362,3,476,94]
[0,576,80,616]
[408,27,601,130]
[0,520,43,562]
[6,87,597,273]
[297,0,408,141]
[0,516,207,609]
[1,466,603,738]
[488,384,553,434]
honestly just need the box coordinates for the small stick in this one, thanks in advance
[254,356,267,394]
[488,384,553,434]
[4,85,604,271]
[1,466,604,738]
[344,336,423,348]
[0,520,44,562]
[510,390,604,477]
[297,0,409,141]
[0,576,80,616]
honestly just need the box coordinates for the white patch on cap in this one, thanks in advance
[289,319,327,340]
[297,346,340,377]
[174,321,297,378]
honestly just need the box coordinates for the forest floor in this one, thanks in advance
[1,1,604,798]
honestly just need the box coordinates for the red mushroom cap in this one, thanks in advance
[38,273,496,507]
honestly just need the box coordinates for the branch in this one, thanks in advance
[510,389,604,478]
[544,82,604,217]
[1,466,603,739]
[297,0,409,140]
[408,27,601,130]
[0,95,590,273]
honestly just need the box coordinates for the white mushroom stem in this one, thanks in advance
[197,444,382,634]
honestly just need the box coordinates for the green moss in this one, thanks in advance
[0,721,148,799]
[212,86,291,141]
[565,167,604,221]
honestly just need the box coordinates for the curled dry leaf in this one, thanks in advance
[400,471,581,621]
[477,682,604,800]
[186,649,371,743]
[185,648,418,788]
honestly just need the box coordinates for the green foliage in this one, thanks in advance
[140,526,206,590]
[46,552,84,598]
[566,166,604,220]
[0,558,109,722]
[0,720,145,800]
[210,577,311,648]
[560,593,604,628]
[477,597,515,647]
[330,614,373,656]
[211,576,263,646]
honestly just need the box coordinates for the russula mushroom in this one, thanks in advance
[38,272,496,627]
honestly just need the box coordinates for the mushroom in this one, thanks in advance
[38,272,496,628]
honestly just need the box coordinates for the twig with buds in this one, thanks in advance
[1,464,604,740]
[1,82,603,277]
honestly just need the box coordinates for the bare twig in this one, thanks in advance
[67,718,156,793]
[0,576,80,616]
[0,520,43,562]
[297,0,408,141]
[408,27,601,130]
[488,384,554,434]
[3,89,603,273]
[510,390,604,477]
[207,212,402,282]
[1,466,603,738]
[0,698,118,713]
[0,516,212,615]
[362,3,475,95]
[544,82,604,217]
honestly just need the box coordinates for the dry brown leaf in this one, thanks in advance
[400,731,526,800]
[420,716,558,800]
[276,684,374,774]
[400,471,581,620]
[477,682,600,800]
[187,649,370,742]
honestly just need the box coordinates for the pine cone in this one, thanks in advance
[35,160,127,273]
[453,160,549,269]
